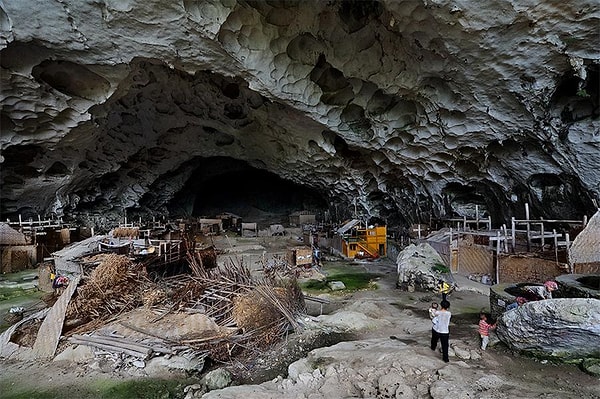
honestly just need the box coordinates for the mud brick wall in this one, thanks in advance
[498,254,566,283]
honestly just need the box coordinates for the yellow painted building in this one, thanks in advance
[336,220,387,259]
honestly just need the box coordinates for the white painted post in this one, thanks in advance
[540,220,545,248]
[476,205,479,230]
[496,231,501,284]
[502,224,508,253]
[525,203,531,251]
[553,229,558,263]
[565,233,572,273]
[19,214,22,226]
[449,228,452,269]
[511,217,516,252]
[463,216,467,231]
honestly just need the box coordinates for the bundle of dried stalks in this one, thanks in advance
[232,289,281,331]
[187,252,203,277]
[232,278,306,348]
[65,254,154,333]
[113,227,139,238]
[89,253,131,289]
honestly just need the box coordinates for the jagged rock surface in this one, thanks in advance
[496,298,600,359]
[1,1,598,226]
[396,242,446,290]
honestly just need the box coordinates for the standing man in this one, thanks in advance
[431,300,452,362]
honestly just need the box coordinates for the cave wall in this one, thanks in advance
[1,0,598,228]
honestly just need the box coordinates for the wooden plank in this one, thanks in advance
[31,276,80,359]
[70,338,149,358]
[70,334,153,356]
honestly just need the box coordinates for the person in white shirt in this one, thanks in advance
[430,300,452,362]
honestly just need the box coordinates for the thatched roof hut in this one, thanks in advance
[0,223,27,246]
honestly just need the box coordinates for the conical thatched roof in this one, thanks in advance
[569,209,600,265]
[0,223,27,245]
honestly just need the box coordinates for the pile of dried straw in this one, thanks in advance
[66,254,152,331]
[112,227,139,238]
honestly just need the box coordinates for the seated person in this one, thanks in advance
[523,281,558,301]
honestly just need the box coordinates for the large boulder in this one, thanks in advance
[496,298,600,360]
[396,243,446,291]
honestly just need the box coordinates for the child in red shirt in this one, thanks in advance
[478,313,496,350]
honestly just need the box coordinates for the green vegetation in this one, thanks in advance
[0,378,191,399]
[431,263,450,274]
[0,286,38,302]
[300,263,381,294]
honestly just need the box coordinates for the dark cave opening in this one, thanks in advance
[170,157,329,224]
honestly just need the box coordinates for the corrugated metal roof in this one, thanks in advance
[337,219,360,235]
[0,223,27,245]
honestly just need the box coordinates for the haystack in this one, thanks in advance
[65,254,150,331]
[232,280,305,346]
[0,223,27,245]
[112,227,139,238]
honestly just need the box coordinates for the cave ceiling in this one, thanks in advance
[0,0,599,229]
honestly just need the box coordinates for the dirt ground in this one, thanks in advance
[1,235,599,398]
[224,254,600,398]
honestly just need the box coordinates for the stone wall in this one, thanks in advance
[498,254,567,284]
[489,283,517,319]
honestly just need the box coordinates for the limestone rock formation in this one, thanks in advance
[1,1,598,227]
[199,337,595,399]
[396,242,446,290]
[496,298,600,359]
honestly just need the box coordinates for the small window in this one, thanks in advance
[350,244,357,250]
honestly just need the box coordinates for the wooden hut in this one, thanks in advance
[0,223,35,273]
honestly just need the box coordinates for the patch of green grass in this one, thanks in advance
[0,286,38,302]
[0,378,190,399]
[300,267,381,294]
[91,378,188,399]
